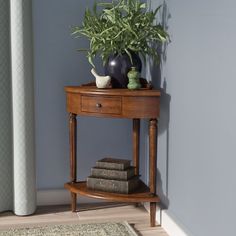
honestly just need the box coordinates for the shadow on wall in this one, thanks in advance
[157,87,170,209]
[148,0,171,210]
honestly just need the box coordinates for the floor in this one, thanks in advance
[0,203,169,236]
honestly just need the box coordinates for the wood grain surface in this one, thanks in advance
[65,181,160,203]
[65,86,161,226]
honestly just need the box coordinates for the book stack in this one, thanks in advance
[87,158,139,194]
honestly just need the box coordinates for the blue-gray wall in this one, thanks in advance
[149,0,236,236]
[33,0,236,235]
[33,0,147,189]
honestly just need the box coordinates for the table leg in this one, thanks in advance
[69,113,77,212]
[133,119,140,207]
[149,119,158,227]
[133,119,140,176]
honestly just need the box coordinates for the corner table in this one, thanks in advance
[64,86,161,227]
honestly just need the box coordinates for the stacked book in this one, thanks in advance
[87,158,139,194]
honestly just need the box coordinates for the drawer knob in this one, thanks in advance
[96,103,102,108]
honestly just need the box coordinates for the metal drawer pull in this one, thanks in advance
[96,103,102,108]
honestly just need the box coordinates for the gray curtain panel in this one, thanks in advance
[0,0,36,215]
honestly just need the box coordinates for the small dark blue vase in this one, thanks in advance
[104,52,142,88]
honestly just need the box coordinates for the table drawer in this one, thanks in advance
[81,95,121,115]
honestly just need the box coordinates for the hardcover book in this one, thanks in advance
[87,176,139,194]
[96,158,131,170]
[91,166,135,181]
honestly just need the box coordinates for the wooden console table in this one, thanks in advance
[64,86,161,227]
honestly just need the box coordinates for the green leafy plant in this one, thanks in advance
[72,0,169,67]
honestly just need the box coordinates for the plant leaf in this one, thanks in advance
[140,3,146,9]
[72,0,169,66]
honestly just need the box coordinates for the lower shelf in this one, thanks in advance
[64,180,160,203]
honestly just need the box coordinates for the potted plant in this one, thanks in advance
[72,0,168,88]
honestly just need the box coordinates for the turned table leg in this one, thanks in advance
[133,119,140,207]
[133,119,140,176]
[149,119,158,227]
[69,113,77,212]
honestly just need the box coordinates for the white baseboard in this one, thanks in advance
[37,189,102,206]
[144,203,189,236]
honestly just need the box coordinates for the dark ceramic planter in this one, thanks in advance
[104,52,142,88]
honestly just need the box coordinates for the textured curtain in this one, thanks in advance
[0,0,36,215]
